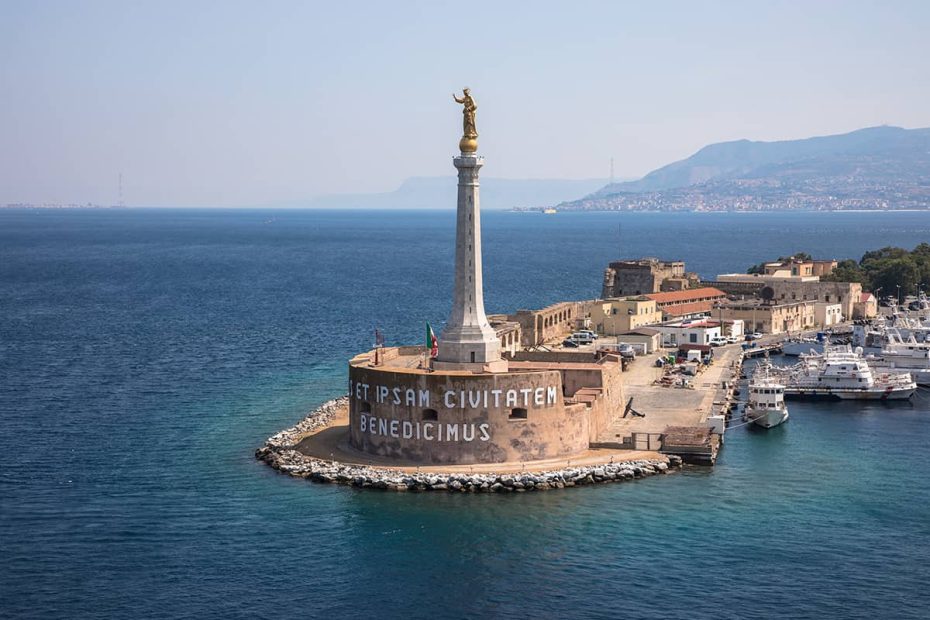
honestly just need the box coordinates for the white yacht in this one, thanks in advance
[867,329,930,385]
[743,368,789,428]
[782,336,826,357]
[769,345,916,400]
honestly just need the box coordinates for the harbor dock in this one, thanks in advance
[596,343,746,464]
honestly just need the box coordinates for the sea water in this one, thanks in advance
[2,209,930,619]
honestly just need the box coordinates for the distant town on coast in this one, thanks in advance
[7,125,929,213]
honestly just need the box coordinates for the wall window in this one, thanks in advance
[360,401,372,414]
[509,408,528,420]
[422,408,438,421]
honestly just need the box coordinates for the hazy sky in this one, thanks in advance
[2,1,929,206]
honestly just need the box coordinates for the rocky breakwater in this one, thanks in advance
[256,396,682,492]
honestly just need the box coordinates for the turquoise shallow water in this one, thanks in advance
[2,208,930,619]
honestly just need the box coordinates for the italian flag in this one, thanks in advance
[426,322,439,358]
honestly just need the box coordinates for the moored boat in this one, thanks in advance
[743,367,789,428]
[768,345,916,400]
[867,329,930,386]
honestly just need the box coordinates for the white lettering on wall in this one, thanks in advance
[352,380,561,411]
[357,414,492,443]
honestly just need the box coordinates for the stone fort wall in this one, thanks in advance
[348,364,591,464]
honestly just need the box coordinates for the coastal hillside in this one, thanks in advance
[557,126,930,212]
[301,176,609,210]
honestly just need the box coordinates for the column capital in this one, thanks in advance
[453,154,484,169]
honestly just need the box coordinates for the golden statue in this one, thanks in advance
[453,88,478,152]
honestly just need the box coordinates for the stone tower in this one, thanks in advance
[434,151,506,372]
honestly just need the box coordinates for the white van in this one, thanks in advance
[568,332,596,344]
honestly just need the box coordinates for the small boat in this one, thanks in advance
[743,367,789,428]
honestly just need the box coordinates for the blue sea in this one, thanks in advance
[3,208,930,619]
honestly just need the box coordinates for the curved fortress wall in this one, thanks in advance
[348,357,593,464]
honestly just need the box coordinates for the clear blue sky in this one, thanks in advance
[2,0,929,206]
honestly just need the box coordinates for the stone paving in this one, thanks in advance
[601,344,743,444]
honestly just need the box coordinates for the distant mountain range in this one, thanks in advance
[291,176,611,210]
[556,126,930,212]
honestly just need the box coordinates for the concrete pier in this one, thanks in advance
[595,344,745,464]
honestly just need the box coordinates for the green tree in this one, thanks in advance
[870,257,920,298]
[823,259,868,287]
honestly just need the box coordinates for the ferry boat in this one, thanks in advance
[769,345,916,400]
[743,369,789,428]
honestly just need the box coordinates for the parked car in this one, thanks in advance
[562,339,580,348]
[709,337,728,347]
[576,329,598,340]
[725,334,740,344]
[745,332,763,341]
[617,344,636,359]
[568,332,596,344]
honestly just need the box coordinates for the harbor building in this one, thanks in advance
[602,258,699,297]
[717,299,816,334]
[761,257,837,277]
[814,302,843,328]
[645,287,727,320]
[346,91,625,465]
[709,273,862,319]
[653,319,723,347]
[615,328,662,353]
[590,297,662,336]
[853,292,879,319]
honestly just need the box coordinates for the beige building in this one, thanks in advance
[601,258,699,297]
[718,300,816,335]
[853,292,879,319]
[773,280,860,319]
[712,273,860,319]
[763,258,837,278]
[814,302,843,328]
[591,297,661,335]
[645,287,727,320]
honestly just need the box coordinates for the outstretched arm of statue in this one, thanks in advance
[453,93,465,104]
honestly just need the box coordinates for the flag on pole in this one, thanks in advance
[426,322,439,358]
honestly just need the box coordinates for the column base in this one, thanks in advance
[431,359,509,374]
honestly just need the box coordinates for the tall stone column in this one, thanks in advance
[434,152,506,372]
